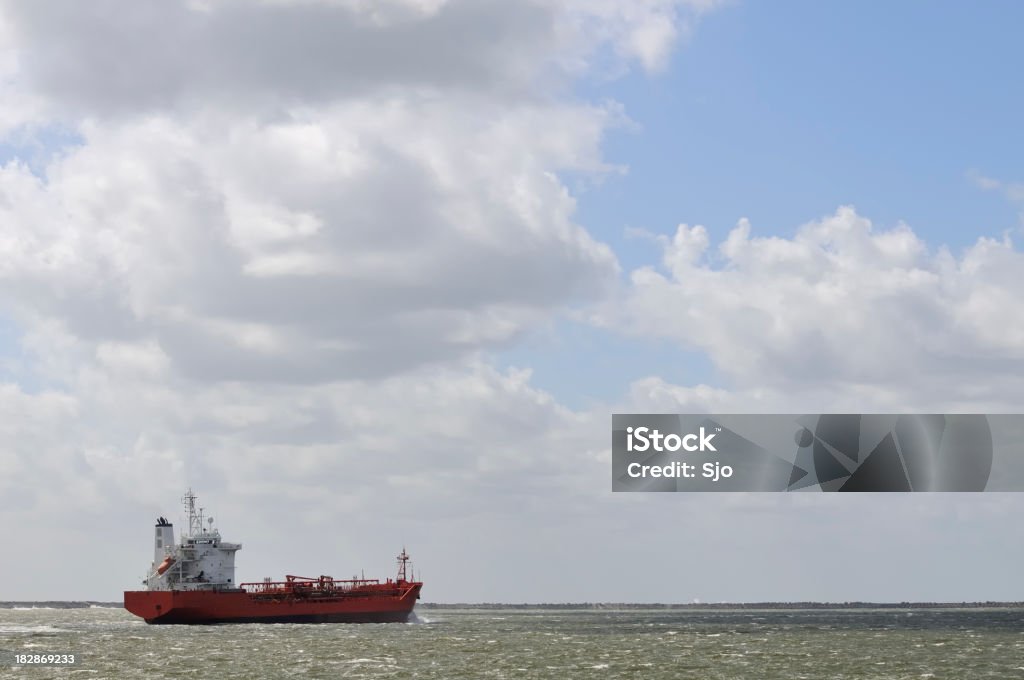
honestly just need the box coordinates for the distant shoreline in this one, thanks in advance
[3,601,1024,610]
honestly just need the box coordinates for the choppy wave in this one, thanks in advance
[0,624,70,634]
[2,606,1023,677]
[0,602,121,610]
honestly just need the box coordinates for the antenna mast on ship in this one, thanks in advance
[183,488,205,538]
[397,548,411,582]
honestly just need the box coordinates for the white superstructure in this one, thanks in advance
[145,489,242,591]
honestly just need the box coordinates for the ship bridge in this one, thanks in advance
[145,489,242,592]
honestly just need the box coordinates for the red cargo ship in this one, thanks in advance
[123,490,422,624]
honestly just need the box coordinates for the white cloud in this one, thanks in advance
[0,0,719,128]
[0,355,615,600]
[0,0,717,390]
[554,0,718,74]
[0,0,726,600]
[95,339,171,377]
[0,97,624,382]
[968,169,1024,204]
[597,206,1024,408]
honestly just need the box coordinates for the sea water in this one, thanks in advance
[2,605,1024,678]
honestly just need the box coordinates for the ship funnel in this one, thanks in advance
[154,519,174,566]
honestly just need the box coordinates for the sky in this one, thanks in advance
[1,0,1023,603]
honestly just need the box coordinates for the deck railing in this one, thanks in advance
[240,575,397,595]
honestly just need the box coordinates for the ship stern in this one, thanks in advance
[124,590,175,623]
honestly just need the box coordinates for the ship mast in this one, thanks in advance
[397,548,410,582]
[183,488,205,538]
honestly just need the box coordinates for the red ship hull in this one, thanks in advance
[124,582,422,625]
